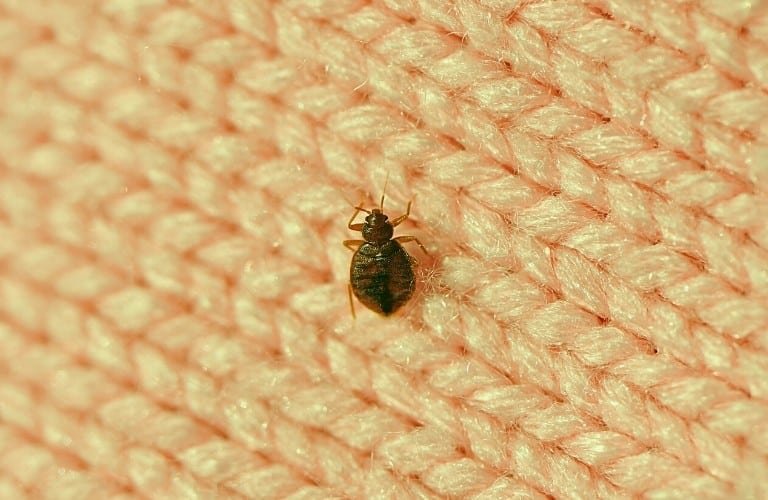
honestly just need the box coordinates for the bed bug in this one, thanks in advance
[344,192,428,317]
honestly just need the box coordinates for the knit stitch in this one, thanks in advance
[0,1,767,498]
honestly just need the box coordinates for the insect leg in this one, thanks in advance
[347,283,357,319]
[391,200,412,227]
[348,202,370,230]
[343,239,365,251]
[394,235,428,255]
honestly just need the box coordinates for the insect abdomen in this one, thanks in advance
[350,241,415,315]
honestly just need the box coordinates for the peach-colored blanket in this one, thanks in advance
[1,1,767,498]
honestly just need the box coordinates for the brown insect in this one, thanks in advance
[344,192,428,317]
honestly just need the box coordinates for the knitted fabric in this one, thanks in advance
[1,0,767,498]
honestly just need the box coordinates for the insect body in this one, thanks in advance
[344,196,427,317]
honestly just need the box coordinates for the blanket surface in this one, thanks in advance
[0,1,767,498]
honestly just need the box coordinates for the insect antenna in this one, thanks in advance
[341,192,371,213]
[380,171,390,211]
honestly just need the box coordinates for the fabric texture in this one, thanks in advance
[1,0,768,498]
